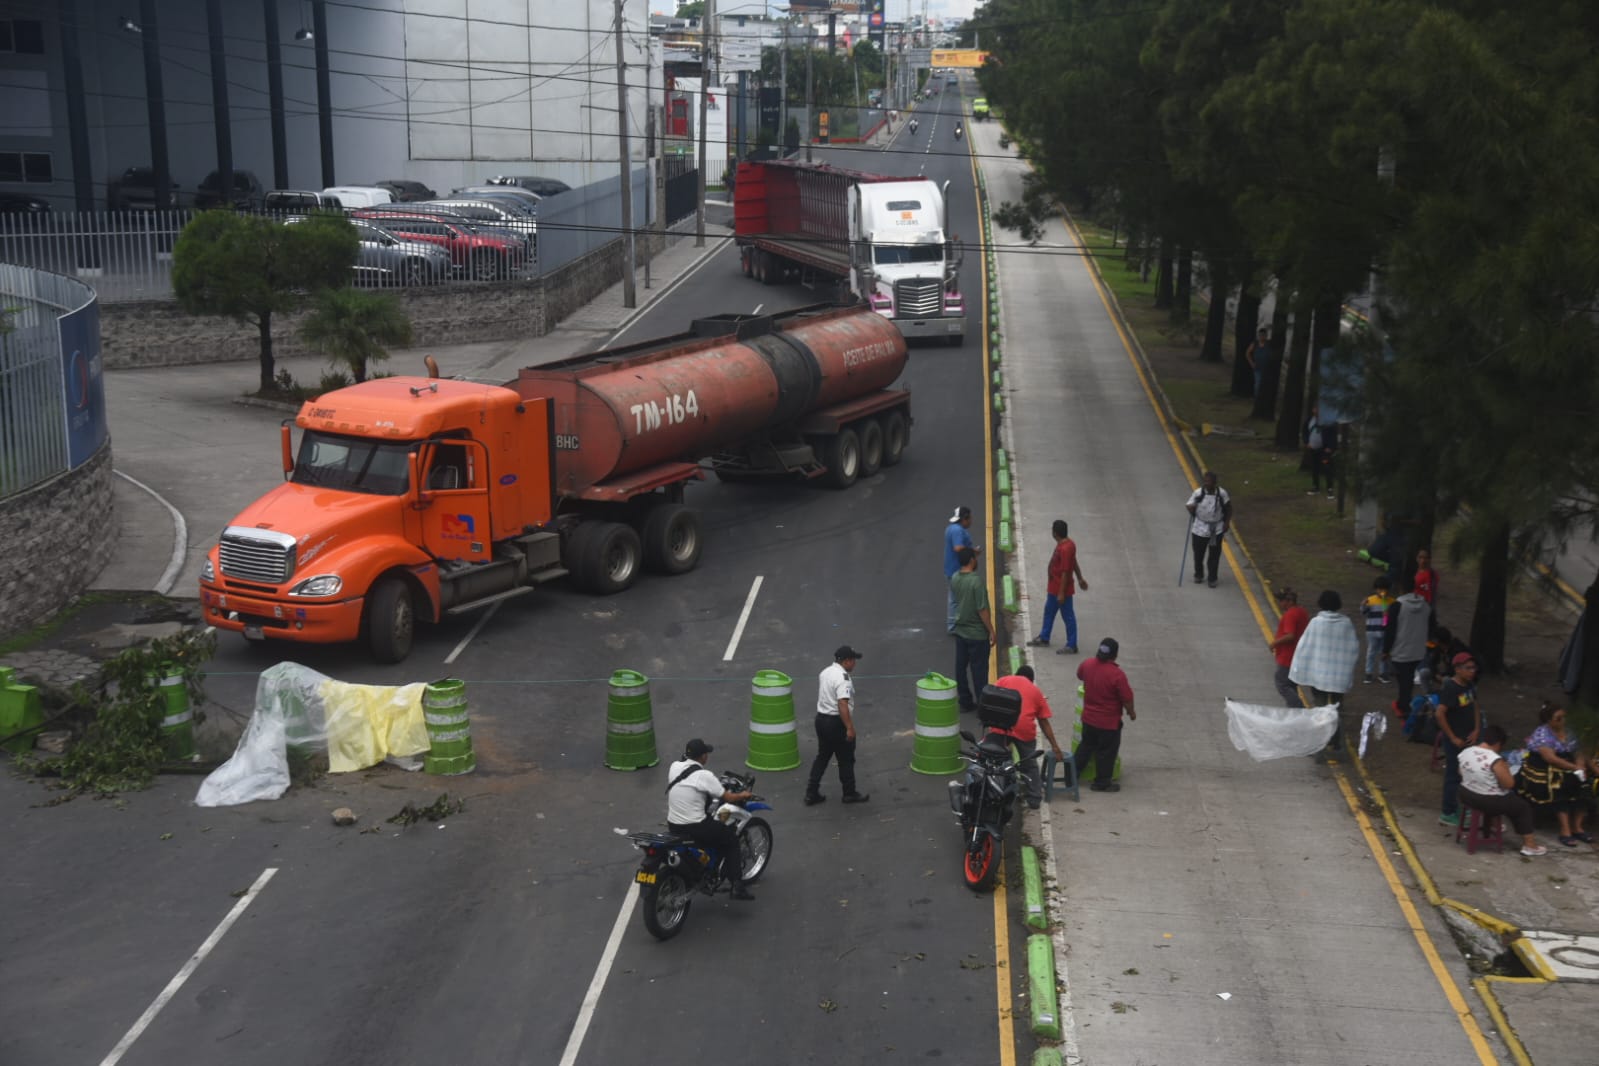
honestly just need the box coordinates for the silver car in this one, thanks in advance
[424,198,537,242]
[283,216,451,286]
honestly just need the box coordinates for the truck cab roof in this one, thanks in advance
[296,377,525,441]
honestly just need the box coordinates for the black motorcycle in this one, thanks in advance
[954,124,964,141]
[628,771,774,940]
[947,686,1023,890]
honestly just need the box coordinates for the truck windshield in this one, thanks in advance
[291,431,413,495]
[874,243,943,265]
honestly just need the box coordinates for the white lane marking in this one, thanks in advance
[602,239,732,350]
[99,867,278,1066]
[443,599,502,665]
[557,881,640,1066]
[113,469,187,595]
[752,303,764,315]
[722,575,765,661]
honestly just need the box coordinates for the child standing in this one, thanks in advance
[1361,575,1394,683]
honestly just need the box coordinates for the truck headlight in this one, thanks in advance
[288,574,343,597]
[201,557,215,582]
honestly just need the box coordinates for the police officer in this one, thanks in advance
[666,738,756,901]
[805,645,870,806]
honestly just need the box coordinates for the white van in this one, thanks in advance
[321,185,394,208]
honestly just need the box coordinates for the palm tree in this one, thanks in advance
[298,288,413,384]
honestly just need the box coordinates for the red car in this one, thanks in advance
[352,209,526,280]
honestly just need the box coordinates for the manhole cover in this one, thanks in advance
[1520,931,1599,982]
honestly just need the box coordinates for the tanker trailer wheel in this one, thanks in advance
[880,411,909,467]
[819,428,861,489]
[857,419,884,478]
[365,577,415,663]
[641,504,703,575]
[578,522,642,594]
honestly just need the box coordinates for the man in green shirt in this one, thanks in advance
[950,547,996,711]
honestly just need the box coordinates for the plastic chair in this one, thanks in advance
[1454,804,1504,855]
[1041,751,1079,803]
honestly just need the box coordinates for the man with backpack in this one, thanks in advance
[1186,471,1233,588]
[665,738,756,900]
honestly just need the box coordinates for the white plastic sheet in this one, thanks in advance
[196,662,429,807]
[1225,699,1338,761]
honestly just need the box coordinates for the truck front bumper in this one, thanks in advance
[200,582,365,644]
[892,315,965,339]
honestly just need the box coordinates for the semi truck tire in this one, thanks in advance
[366,577,415,663]
[641,503,703,574]
[819,428,860,489]
[858,419,884,477]
[880,410,909,466]
[577,521,642,594]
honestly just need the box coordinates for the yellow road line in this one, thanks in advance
[1473,978,1536,1066]
[972,122,1017,1066]
[1067,213,1499,1066]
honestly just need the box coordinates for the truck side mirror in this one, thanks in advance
[407,450,426,506]
[279,423,294,477]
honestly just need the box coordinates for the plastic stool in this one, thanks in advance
[1455,805,1504,855]
[1041,751,1079,803]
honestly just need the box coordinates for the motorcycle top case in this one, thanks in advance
[976,684,1022,730]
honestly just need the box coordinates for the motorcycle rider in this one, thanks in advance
[954,121,964,140]
[666,738,756,900]
[909,118,919,135]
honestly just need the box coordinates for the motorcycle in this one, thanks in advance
[909,119,919,135]
[628,770,774,940]
[947,686,1024,890]
[954,124,964,141]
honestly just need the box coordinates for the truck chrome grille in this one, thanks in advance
[218,527,297,584]
[894,278,943,318]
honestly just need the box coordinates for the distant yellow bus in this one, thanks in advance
[972,98,990,120]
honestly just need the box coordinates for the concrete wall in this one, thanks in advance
[97,228,666,370]
[0,442,116,641]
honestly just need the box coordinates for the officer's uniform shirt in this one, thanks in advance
[666,758,723,824]
[817,662,853,716]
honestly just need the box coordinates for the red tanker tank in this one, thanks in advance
[514,305,908,498]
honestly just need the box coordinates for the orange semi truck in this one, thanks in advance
[199,305,912,662]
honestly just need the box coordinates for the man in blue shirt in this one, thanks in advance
[944,505,980,633]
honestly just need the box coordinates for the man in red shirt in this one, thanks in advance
[990,665,1065,809]
[1411,547,1438,606]
[1074,638,1136,792]
[1268,587,1311,706]
[1027,519,1090,654]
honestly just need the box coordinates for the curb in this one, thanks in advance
[1027,933,1061,1039]
[1021,845,1047,930]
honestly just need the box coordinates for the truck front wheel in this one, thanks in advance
[641,504,703,574]
[820,429,860,489]
[366,577,415,663]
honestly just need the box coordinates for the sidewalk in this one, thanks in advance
[970,121,1594,1062]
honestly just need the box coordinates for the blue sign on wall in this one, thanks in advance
[56,300,107,468]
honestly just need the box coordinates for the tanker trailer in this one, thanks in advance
[198,304,910,663]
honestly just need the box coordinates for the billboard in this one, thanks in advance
[56,300,107,469]
[931,48,990,68]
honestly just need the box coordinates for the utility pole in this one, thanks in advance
[614,0,635,308]
[695,0,715,247]
[779,22,788,155]
[804,23,813,162]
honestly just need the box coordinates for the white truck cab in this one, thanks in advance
[849,179,965,344]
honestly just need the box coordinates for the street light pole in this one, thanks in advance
[614,0,635,308]
[804,22,813,162]
[695,0,715,247]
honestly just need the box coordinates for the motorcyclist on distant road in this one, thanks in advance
[954,122,964,140]
[665,738,756,901]
[910,118,919,135]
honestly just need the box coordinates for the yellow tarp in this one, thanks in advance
[319,680,431,773]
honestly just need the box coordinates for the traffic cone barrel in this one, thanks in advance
[910,672,963,775]
[423,677,476,775]
[156,668,196,760]
[747,669,801,771]
[1072,682,1121,780]
[604,669,659,771]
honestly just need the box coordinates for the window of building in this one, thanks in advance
[0,19,46,55]
[0,153,53,183]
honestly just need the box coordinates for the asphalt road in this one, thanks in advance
[3,85,1025,1066]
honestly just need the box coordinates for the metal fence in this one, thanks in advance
[0,164,660,304]
[664,156,699,225]
[0,265,101,498]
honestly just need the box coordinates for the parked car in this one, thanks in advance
[195,169,265,210]
[372,179,437,202]
[321,185,395,208]
[485,174,571,198]
[107,166,181,211]
[352,209,527,280]
[283,215,450,287]
[421,198,537,241]
[452,184,542,209]
[0,193,50,225]
[263,189,344,213]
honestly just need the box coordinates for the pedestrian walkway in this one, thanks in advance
[969,119,1591,1064]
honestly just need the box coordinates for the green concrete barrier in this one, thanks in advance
[996,448,1009,471]
[999,520,1015,552]
[997,468,1012,497]
[1008,645,1023,676]
[1032,1051,1063,1066]
[991,344,1001,366]
[992,369,1003,390]
[1000,496,1013,525]
[1021,846,1047,930]
[1028,934,1061,1039]
[1003,574,1019,613]
[994,393,1005,413]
